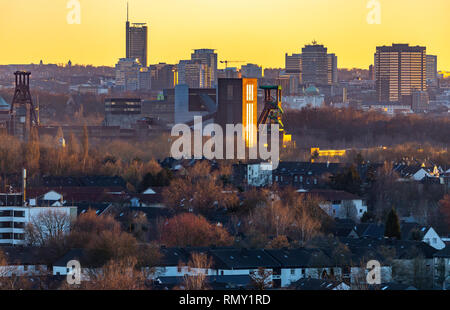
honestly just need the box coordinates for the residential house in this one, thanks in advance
[297,189,368,221]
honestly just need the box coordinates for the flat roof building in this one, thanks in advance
[375,44,427,103]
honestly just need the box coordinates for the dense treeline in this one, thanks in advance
[0,130,171,192]
[284,107,450,147]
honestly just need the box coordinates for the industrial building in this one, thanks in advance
[217,78,258,148]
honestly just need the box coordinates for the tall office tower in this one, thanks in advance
[149,63,177,91]
[327,54,338,84]
[217,78,258,148]
[426,55,438,84]
[177,59,208,88]
[177,60,190,85]
[285,53,302,83]
[191,49,218,88]
[241,63,263,79]
[115,58,141,91]
[126,6,148,67]
[301,44,330,86]
[375,44,427,103]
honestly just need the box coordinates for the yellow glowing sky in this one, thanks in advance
[1,0,449,70]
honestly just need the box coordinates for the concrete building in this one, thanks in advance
[411,90,429,113]
[285,53,302,79]
[0,193,77,246]
[174,84,216,125]
[216,78,258,148]
[177,59,208,88]
[191,49,218,88]
[426,55,438,86]
[104,98,142,129]
[150,63,177,91]
[115,58,141,91]
[126,10,148,67]
[301,43,337,86]
[241,63,263,79]
[375,44,427,103]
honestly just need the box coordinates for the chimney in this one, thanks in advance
[22,168,27,206]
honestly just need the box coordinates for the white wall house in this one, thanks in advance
[0,205,77,246]
[422,227,446,250]
[246,163,273,187]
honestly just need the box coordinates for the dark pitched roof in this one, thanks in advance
[53,248,87,267]
[210,248,281,270]
[0,247,47,265]
[340,237,438,260]
[265,248,331,268]
[299,189,362,201]
[290,278,348,290]
[158,247,189,267]
[355,223,385,238]
[401,222,429,240]
[434,246,450,258]
[28,187,129,204]
[128,207,172,221]
[77,202,112,216]
[41,175,126,188]
[393,164,425,178]
[274,162,344,177]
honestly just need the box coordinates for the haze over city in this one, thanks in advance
[1,0,450,70]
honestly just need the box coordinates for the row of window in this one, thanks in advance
[0,210,25,217]
[0,222,25,229]
[0,233,24,240]
[274,175,318,185]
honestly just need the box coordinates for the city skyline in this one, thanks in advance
[1,0,450,70]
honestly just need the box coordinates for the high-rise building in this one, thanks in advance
[241,63,263,79]
[426,55,438,84]
[285,54,302,77]
[115,58,141,91]
[375,44,427,103]
[177,59,208,88]
[327,54,338,84]
[191,49,218,88]
[217,78,258,148]
[301,44,336,86]
[286,43,337,87]
[126,6,148,67]
[150,63,177,91]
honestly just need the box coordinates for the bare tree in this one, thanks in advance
[78,257,147,290]
[250,268,273,290]
[339,201,358,222]
[25,209,72,246]
[180,252,212,290]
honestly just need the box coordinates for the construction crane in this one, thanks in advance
[220,60,245,69]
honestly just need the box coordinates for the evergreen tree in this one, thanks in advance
[385,208,401,239]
